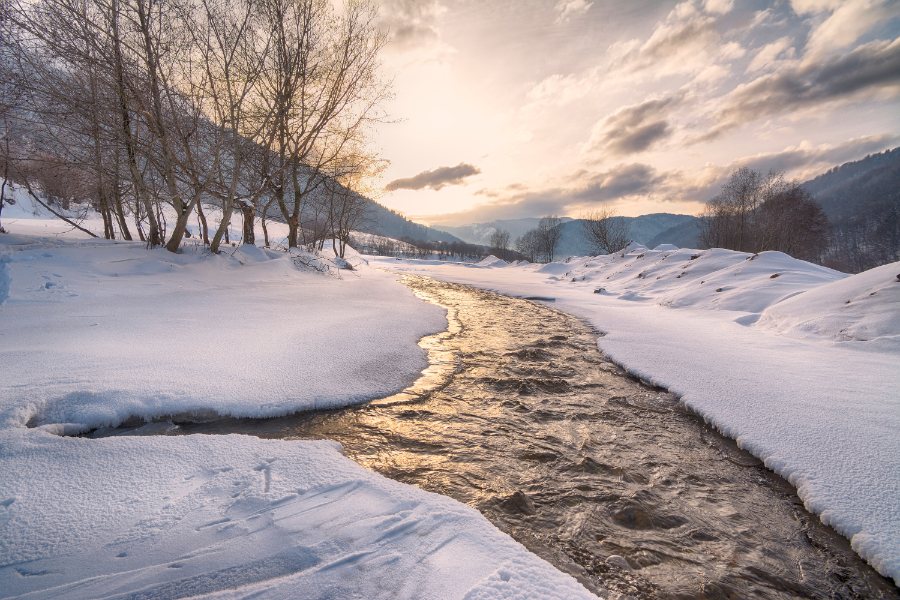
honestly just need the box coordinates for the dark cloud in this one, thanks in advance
[735,135,900,176]
[386,163,481,191]
[702,39,900,141]
[595,95,682,155]
[429,163,662,224]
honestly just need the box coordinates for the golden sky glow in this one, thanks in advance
[370,0,900,226]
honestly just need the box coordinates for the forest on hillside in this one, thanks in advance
[0,0,386,258]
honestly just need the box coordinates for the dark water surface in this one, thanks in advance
[103,277,897,599]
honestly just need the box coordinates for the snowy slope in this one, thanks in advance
[0,230,596,598]
[373,246,900,585]
[0,431,592,600]
[758,260,900,350]
[0,236,447,430]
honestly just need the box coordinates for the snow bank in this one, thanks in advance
[374,249,900,584]
[0,235,446,430]
[758,261,900,351]
[0,232,595,598]
[476,255,508,267]
[0,430,593,599]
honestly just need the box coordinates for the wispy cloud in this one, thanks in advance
[555,0,593,23]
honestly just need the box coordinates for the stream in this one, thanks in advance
[98,276,897,599]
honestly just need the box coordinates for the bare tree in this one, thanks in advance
[537,215,563,262]
[515,229,540,262]
[581,207,630,254]
[257,0,388,249]
[701,167,829,260]
[489,228,510,256]
[4,0,388,255]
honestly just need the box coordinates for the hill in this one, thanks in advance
[359,201,462,244]
[802,147,900,272]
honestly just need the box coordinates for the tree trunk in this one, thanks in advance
[287,215,299,248]
[241,203,255,245]
[165,198,197,252]
[112,0,160,247]
[261,214,270,247]
[112,179,132,240]
[210,201,234,253]
[196,201,209,245]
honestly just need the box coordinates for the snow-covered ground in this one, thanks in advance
[0,193,597,598]
[373,246,900,585]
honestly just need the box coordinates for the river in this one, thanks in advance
[99,276,897,599]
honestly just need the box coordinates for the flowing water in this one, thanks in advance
[99,276,897,599]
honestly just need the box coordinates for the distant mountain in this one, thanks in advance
[445,213,700,257]
[442,217,574,245]
[359,201,462,244]
[555,213,700,257]
[404,147,900,262]
[647,218,703,249]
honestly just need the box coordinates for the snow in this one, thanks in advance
[372,245,900,585]
[0,432,592,599]
[0,211,596,597]
[476,255,508,267]
[757,260,900,351]
[0,235,447,430]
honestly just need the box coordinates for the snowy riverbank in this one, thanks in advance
[373,247,900,585]
[0,231,595,599]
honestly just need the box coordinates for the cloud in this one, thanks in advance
[626,4,718,72]
[385,163,481,191]
[378,0,447,50]
[700,38,900,141]
[555,0,593,23]
[429,163,663,223]
[733,135,900,178]
[684,135,900,200]
[703,0,734,14]
[802,0,897,59]
[587,95,683,155]
[746,36,795,73]
[601,0,744,82]
[789,0,842,13]
[432,135,897,226]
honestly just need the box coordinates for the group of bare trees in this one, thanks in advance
[699,168,829,261]
[581,207,630,255]
[0,0,385,254]
[515,215,563,262]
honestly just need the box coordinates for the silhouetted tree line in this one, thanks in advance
[821,207,899,273]
[805,149,900,273]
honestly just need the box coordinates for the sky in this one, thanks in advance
[369,0,900,226]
